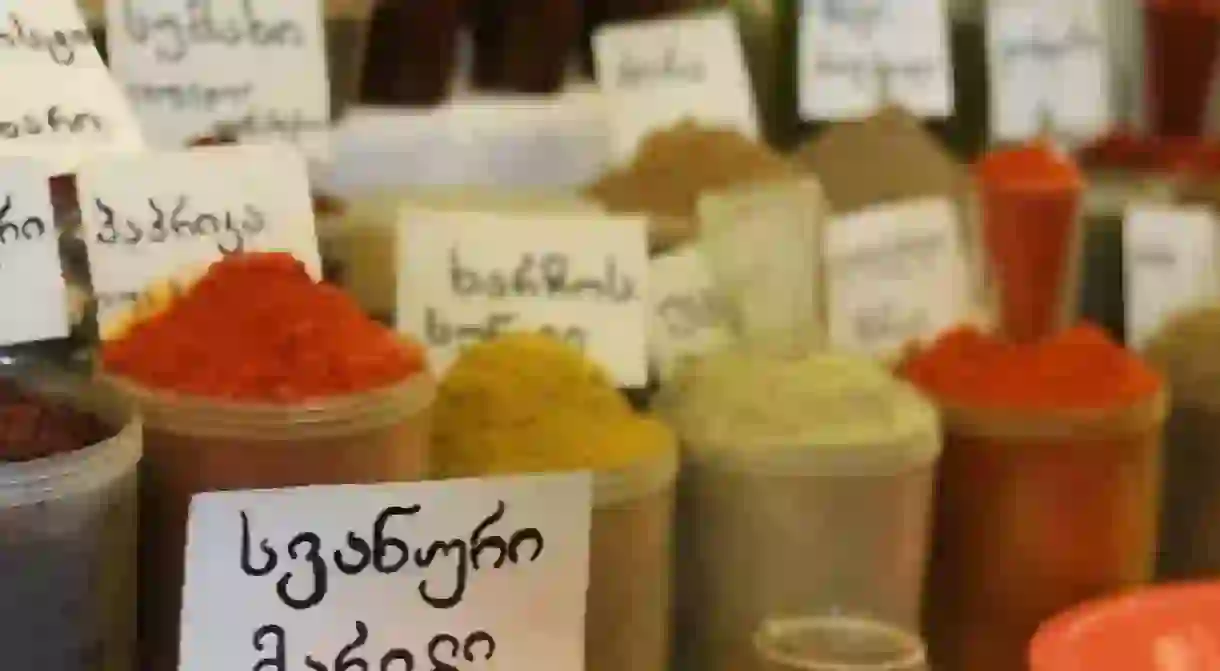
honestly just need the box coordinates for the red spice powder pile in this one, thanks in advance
[101,253,427,402]
[900,325,1161,410]
[975,143,1082,190]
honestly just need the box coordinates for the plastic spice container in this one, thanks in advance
[587,447,678,671]
[755,616,929,671]
[921,395,1166,671]
[1030,582,1220,671]
[0,365,141,671]
[108,374,434,671]
[661,353,941,671]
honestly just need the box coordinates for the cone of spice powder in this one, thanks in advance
[1143,0,1220,137]
[974,143,1085,343]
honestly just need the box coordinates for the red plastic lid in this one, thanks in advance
[1030,583,1220,671]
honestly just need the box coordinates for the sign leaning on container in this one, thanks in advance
[177,473,593,671]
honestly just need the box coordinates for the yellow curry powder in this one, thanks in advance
[432,333,674,477]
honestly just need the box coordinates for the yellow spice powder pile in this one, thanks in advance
[432,333,674,477]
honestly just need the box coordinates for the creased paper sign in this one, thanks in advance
[798,0,953,121]
[825,197,969,356]
[987,0,1112,141]
[648,245,733,379]
[594,9,759,162]
[0,0,144,174]
[1124,205,1220,348]
[398,208,650,386]
[76,144,323,332]
[104,0,330,158]
[178,473,592,671]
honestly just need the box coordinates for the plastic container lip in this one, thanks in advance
[931,388,1168,441]
[101,371,436,440]
[592,441,679,507]
[755,616,928,671]
[1029,582,1220,671]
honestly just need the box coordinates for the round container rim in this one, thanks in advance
[593,440,679,507]
[754,615,928,671]
[1029,581,1220,671]
[930,387,1168,440]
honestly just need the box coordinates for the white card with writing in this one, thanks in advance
[825,197,968,356]
[648,246,733,380]
[987,0,1112,141]
[399,209,650,386]
[0,0,144,174]
[179,473,592,671]
[798,0,953,121]
[77,144,323,329]
[1124,205,1220,348]
[594,10,759,162]
[0,159,69,345]
[104,0,330,158]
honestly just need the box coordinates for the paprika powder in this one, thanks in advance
[101,252,435,671]
[901,325,1165,671]
[975,144,1084,343]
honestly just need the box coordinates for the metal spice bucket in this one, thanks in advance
[105,373,435,671]
[0,364,141,671]
[922,392,1166,671]
[588,445,678,671]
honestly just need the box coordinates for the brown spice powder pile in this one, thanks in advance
[585,121,799,247]
[0,379,114,463]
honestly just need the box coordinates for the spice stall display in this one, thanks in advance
[658,350,940,671]
[0,363,141,671]
[1144,307,1220,579]
[755,617,929,671]
[1142,0,1220,137]
[975,144,1086,343]
[98,253,435,671]
[431,333,678,671]
[1030,582,1220,671]
[586,121,801,251]
[901,325,1165,671]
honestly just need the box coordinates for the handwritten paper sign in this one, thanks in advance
[593,10,759,162]
[0,0,143,174]
[104,0,330,157]
[76,144,323,329]
[798,0,953,121]
[178,473,592,671]
[1124,205,1219,348]
[0,159,69,345]
[987,0,1112,141]
[399,209,650,386]
[648,246,732,380]
[825,197,968,356]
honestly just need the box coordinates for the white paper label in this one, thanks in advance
[826,197,968,355]
[798,0,953,121]
[1124,206,1219,348]
[399,209,650,386]
[648,246,732,379]
[77,144,323,328]
[0,0,144,174]
[0,159,69,345]
[987,0,1112,141]
[104,0,330,157]
[594,10,759,162]
[178,474,592,671]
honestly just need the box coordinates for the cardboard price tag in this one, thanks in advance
[178,474,592,671]
[594,10,759,162]
[0,0,143,174]
[648,245,733,380]
[987,0,1112,141]
[1124,205,1220,348]
[104,0,330,158]
[0,159,69,346]
[398,209,650,386]
[76,144,323,331]
[798,0,953,121]
[825,197,969,356]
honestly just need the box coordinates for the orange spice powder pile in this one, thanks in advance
[900,325,1162,410]
[101,253,427,402]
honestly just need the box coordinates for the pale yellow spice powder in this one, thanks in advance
[432,333,675,477]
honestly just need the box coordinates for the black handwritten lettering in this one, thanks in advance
[278,622,495,671]
[252,624,286,671]
[617,44,705,86]
[0,13,94,66]
[0,194,46,250]
[92,196,265,254]
[373,506,420,573]
[333,531,372,575]
[448,248,637,303]
[215,109,329,142]
[276,532,327,610]
[836,233,945,274]
[424,307,588,351]
[241,511,279,577]
[414,539,468,609]
[820,0,887,32]
[0,105,103,140]
[126,81,254,112]
[657,290,725,338]
[122,0,305,63]
[999,20,1102,67]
